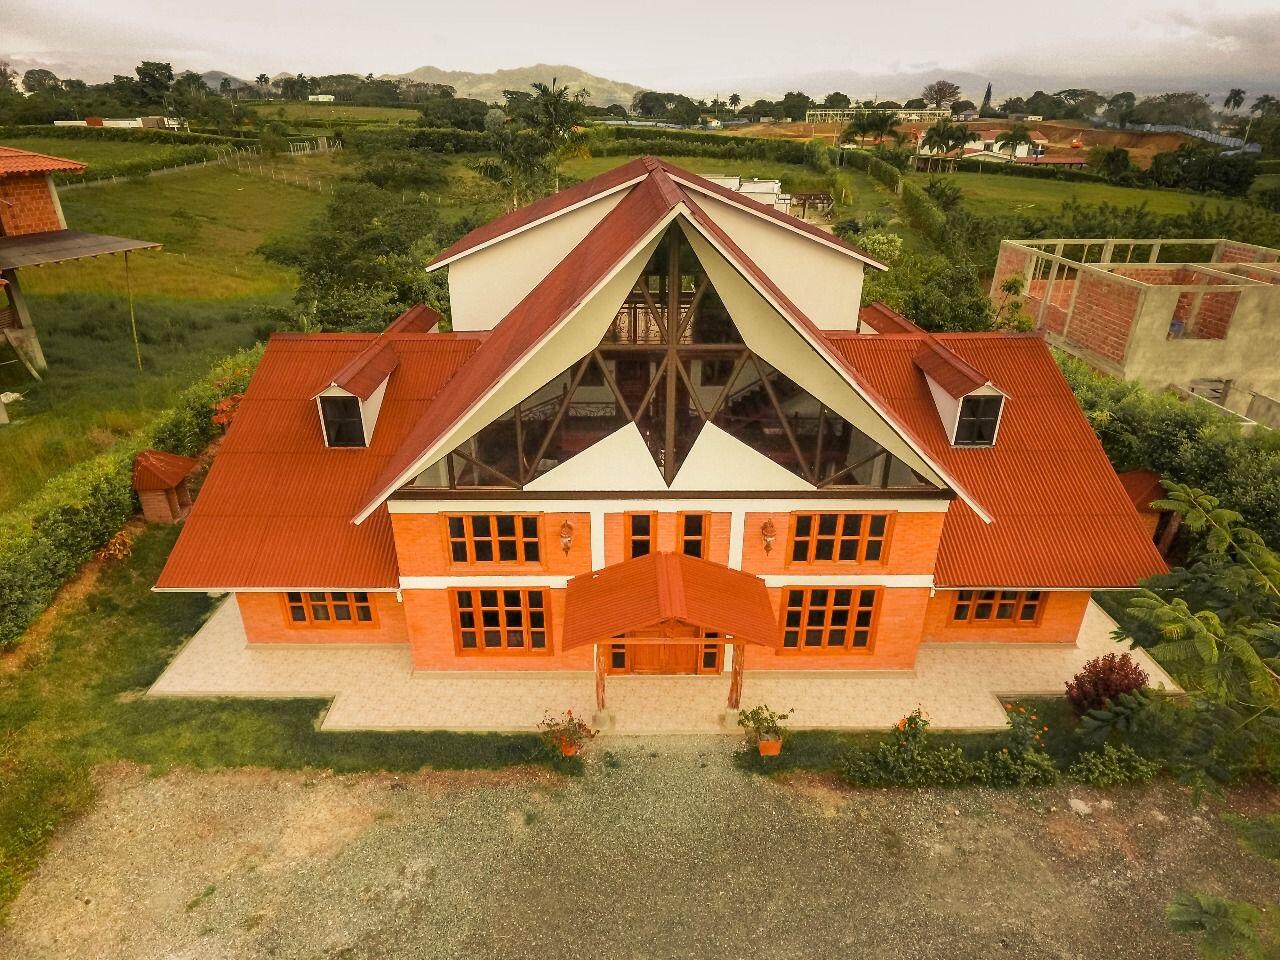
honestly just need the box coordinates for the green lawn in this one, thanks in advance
[0,135,191,167]
[0,525,554,915]
[914,169,1252,218]
[0,158,336,511]
[242,99,421,125]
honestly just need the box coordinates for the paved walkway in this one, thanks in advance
[147,599,1178,733]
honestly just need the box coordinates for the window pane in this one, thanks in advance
[864,541,883,561]
[791,540,809,562]
[474,541,494,562]
[311,604,330,621]
[472,516,492,538]
[498,541,517,561]
[289,606,307,622]
[528,591,544,608]
[794,515,812,537]
[784,631,799,647]
[457,591,473,608]
[333,605,352,621]
[451,542,468,562]
[632,514,650,535]
[834,589,852,606]
[525,541,540,562]
[496,515,516,537]
[522,516,539,538]
[953,603,970,620]
[869,515,887,536]
[838,540,857,561]
[817,514,837,535]
[815,540,834,561]
[286,592,302,603]
[448,517,465,538]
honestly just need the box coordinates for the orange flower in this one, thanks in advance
[1043,725,1049,732]
[897,718,906,731]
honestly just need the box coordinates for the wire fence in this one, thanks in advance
[58,141,341,193]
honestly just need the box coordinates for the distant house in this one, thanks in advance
[702,175,793,213]
[308,94,335,103]
[955,109,981,122]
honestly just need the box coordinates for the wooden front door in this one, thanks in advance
[628,643,701,674]
[605,636,724,675]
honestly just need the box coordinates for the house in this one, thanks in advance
[994,237,1280,428]
[702,176,792,213]
[955,109,981,122]
[307,94,336,103]
[0,146,159,372]
[153,157,1167,731]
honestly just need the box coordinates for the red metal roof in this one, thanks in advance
[858,302,918,334]
[0,145,86,176]
[132,450,198,491]
[562,552,779,650]
[156,333,483,590]
[430,156,886,271]
[826,333,1167,588]
[1117,469,1166,515]
[357,162,977,522]
[912,338,990,398]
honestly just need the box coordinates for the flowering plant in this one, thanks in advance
[737,704,794,742]
[538,710,596,750]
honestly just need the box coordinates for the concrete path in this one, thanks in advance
[148,599,1177,733]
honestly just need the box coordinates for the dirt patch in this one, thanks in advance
[2,745,1277,959]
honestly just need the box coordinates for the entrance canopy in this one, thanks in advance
[562,552,779,650]
[0,229,160,270]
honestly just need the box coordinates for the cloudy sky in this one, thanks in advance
[4,0,1279,96]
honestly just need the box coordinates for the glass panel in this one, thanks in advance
[521,516,538,538]
[286,592,302,603]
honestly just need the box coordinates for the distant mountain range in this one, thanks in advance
[384,63,643,107]
[198,70,254,90]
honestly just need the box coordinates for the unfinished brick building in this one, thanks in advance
[992,238,1280,427]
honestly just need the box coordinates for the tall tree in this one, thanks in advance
[472,128,554,210]
[823,91,851,109]
[22,68,61,94]
[980,82,993,116]
[921,80,962,110]
[728,93,741,111]
[1224,88,1246,113]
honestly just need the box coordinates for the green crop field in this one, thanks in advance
[0,135,193,167]
[243,99,421,125]
[913,169,1252,218]
[0,157,338,510]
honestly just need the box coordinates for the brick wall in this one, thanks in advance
[1217,242,1277,264]
[391,511,593,576]
[0,174,63,236]
[1187,291,1239,340]
[602,511,732,566]
[402,587,595,671]
[1062,271,1140,363]
[921,590,1089,644]
[739,510,944,576]
[238,592,409,645]
[991,244,1030,297]
[744,586,930,671]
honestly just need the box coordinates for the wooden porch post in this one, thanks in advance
[594,644,606,711]
[727,642,745,709]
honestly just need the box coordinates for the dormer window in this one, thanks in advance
[320,395,365,448]
[955,395,1003,446]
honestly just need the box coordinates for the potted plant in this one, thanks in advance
[539,710,596,757]
[737,704,794,756]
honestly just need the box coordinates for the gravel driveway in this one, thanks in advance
[3,739,1276,959]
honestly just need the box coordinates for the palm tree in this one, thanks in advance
[1251,94,1279,117]
[920,120,953,155]
[870,113,900,144]
[473,129,554,210]
[995,123,1035,160]
[840,112,871,145]
[729,93,741,111]
[528,77,587,189]
[256,73,270,98]
[1224,88,1246,113]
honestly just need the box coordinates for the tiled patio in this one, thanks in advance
[147,599,1179,734]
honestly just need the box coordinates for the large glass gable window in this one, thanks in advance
[410,224,936,492]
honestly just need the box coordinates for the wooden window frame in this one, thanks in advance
[282,591,378,628]
[445,514,543,566]
[625,511,658,559]
[954,395,1003,446]
[678,511,711,559]
[787,512,893,565]
[319,395,365,448]
[450,588,551,655]
[779,587,880,652]
[950,590,1045,625]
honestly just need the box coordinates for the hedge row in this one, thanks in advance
[953,157,1106,182]
[0,346,261,650]
[344,126,491,154]
[840,148,903,192]
[901,180,948,246]
[593,136,810,164]
[51,145,229,184]
[1,124,258,146]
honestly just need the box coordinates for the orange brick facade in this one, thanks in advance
[0,174,63,237]
[238,507,1089,673]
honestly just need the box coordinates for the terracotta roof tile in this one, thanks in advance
[0,145,86,176]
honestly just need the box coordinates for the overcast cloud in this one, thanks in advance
[3,0,1278,96]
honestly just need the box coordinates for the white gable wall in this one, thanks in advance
[672,423,815,491]
[447,189,631,331]
[524,423,668,491]
[693,192,866,330]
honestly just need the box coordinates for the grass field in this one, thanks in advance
[0,525,554,914]
[0,157,338,510]
[0,136,189,166]
[914,169,1253,218]
[242,99,421,125]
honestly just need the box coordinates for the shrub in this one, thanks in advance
[975,702,1059,786]
[1068,743,1162,786]
[840,709,976,787]
[737,704,794,743]
[851,231,903,265]
[1066,653,1150,715]
[0,346,261,650]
